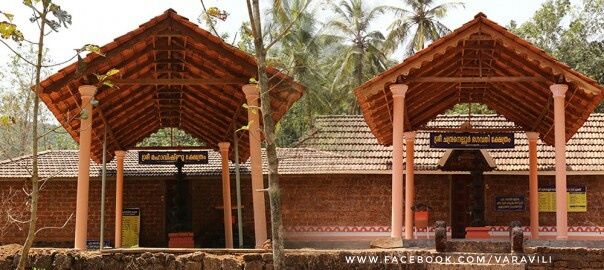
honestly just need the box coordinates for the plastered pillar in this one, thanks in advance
[526,132,539,239]
[219,142,234,248]
[551,84,568,240]
[390,84,408,238]
[74,85,97,249]
[114,150,125,248]
[242,84,268,247]
[404,131,416,240]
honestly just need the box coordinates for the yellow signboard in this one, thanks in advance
[538,186,587,212]
[121,208,140,248]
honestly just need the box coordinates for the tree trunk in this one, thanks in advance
[17,3,47,270]
[248,0,285,268]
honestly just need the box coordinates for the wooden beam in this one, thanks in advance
[113,78,247,85]
[410,76,546,83]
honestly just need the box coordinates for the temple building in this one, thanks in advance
[0,11,603,249]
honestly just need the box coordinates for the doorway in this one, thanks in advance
[451,175,473,238]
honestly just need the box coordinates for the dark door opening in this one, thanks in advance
[451,172,486,238]
[451,175,473,238]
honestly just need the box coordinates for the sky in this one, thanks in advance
[0,0,549,71]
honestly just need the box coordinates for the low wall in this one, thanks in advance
[2,245,604,269]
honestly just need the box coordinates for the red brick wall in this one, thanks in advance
[1,173,602,247]
[485,174,604,227]
[0,178,165,247]
[279,174,450,227]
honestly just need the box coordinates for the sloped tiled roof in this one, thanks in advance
[0,148,351,179]
[298,114,604,172]
[1,113,603,179]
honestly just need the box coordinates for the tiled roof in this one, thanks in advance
[1,113,603,178]
[0,148,347,179]
[298,114,604,172]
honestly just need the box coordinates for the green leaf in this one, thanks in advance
[0,115,14,126]
[0,21,24,41]
[236,121,253,132]
[105,68,120,77]
[1,12,15,22]
[84,44,104,56]
[102,80,116,89]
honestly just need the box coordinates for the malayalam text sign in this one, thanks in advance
[538,186,587,212]
[430,132,515,149]
[138,151,209,164]
[121,208,140,248]
[495,196,526,211]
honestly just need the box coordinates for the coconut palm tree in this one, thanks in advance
[384,0,464,55]
[326,0,392,113]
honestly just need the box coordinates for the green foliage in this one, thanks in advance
[383,0,464,55]
[446,103,494,115]
[0,11,24,42]
[0,47,78,158]
[137,128,204,147]
[511,0,604,111]
[326,0,393,114]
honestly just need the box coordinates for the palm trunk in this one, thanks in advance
[249,0,285,268]
[17,3,47,270]
[351,41,363,114]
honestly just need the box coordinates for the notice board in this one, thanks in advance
[495,196,525,211]
[538,186,587,212]
[121,208,140,248]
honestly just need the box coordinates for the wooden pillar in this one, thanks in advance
[404,131,416,240]
[526,132,540,239]
[74,85,96,249]
[114,150,125,248]
[219,142,234,248]
[390,84,408,238]
[551,84,568,240]
[242,84,268,247]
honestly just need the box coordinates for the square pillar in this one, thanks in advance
[390,84,408,238]
[114,150,126,248]
[242,84,268,247]
[219,142,234,248]
[74,85,97,249]
[404,131,416,240]
[551,84,568,240]
[526,132,539,239]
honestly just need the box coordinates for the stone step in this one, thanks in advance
[446,239,510,253]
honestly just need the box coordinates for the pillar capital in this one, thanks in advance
[78,85,97,98]
[390,84,408,98]
[550,84,568,98]
[114,150,126,159]
[218,142,231,152]
[404,131,417,140]
[526,132,540,141]
[242,84,259,100]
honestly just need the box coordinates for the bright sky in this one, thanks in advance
[0,0,549,71]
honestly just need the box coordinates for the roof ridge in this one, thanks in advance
[0,150,54,165]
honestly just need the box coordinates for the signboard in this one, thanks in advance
[538,186,587,212]
[430,132,515,149]
[495,196,526,211]
[121,208,140,248]
[138,151,209,164]
[86,240,111,249]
